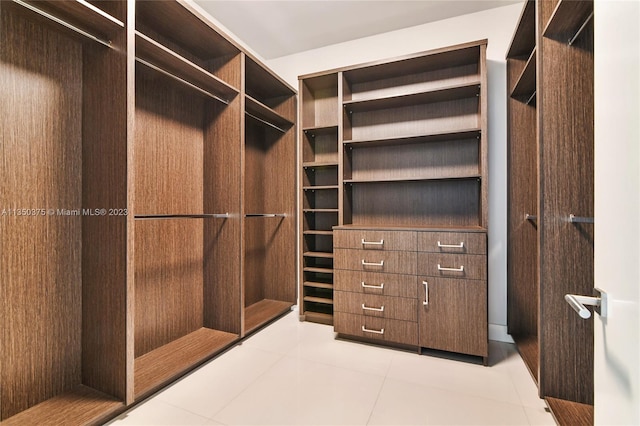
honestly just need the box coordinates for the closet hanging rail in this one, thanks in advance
[568,214,594,224]
[13,0,113,48]
[244,213,287,218]
[134,213,230,220]
[245,112,287,134]
[568,12,594,46]
[136,58,230,105]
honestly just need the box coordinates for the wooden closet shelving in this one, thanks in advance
[1,0,297,422]
[507,0,594,423]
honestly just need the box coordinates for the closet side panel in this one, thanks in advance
[0,10,82,419]
[81,28,129,399]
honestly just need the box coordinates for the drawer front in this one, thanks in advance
[335,248,417,275]
[334,291,417,322]
[334,270,417,298]
[334,312,418,346]
[418,231,486,255]
[417,253,486,280]
[334,230,417,251]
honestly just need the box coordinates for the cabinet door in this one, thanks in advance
[418,277,487,357]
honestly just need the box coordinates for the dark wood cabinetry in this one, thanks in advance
[507,0,594,423]
[0,1,295,423]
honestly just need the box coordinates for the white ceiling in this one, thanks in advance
[193,1,521,60]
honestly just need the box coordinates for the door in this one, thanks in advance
[593,1,640,424]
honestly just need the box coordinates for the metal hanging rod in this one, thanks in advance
[244,213,287,218]
[569,214,594,224]
[245,112,287,134]
[526,90,537,106]
[14,0,113,48]
[136,58,230,105]
[135,213,230,220]
[524,213,537,222]
[568,11,594,46]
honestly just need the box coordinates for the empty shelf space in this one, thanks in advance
[511,49,536,102]
[304,281,334,290]
[15,0,124,42]
[135,32,238,102]
[245,95,294,131]
[343,82,481,113]
[303,266,334,274]
[244,299,293,334]
[134,328,239,399]
[302,311,334,325]
[303,185,339,191]
[304,251,334,259]
[344,174,481,184]
[303,230,334,236]
[543,0,594,42]
[0,385,123,426]
[303,295,334,305]
[343,128,481,147]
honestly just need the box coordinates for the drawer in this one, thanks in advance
[334,248,417,275]
[334,291,417,322]
[334,270,417,298]
[417,253,486,280]
[334,312,418,346]
[418,231,486,255]
[334,229,416,251]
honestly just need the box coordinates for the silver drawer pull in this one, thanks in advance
[362,259,384,267]
[362,304,384,312]
[361,281,384,289]
[422,281,429,305]
[361,325,384,335]
[362,239,384,246]
[437,241,464,249]
[437,264,464,272]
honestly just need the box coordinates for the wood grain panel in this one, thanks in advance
[1,10,83,419]
[134,65,204,215]
[418,231,486,254]
[417,253,487,281]
[334,249,417,275]
[545,396,593,426]
[302,127,338,163]
[334,270,417,298]
[537,0,594,404]
[203,94,242,334]
[334,312,418,346]
[244,300,293,335]
[334,291,417,322]
[134,220,204,357]
[334,229,416,251]
[350,139,479,181]
[301,74,338,128]
[418,277,488,357]
[350,180,481,228]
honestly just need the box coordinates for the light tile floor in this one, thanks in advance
[106,310,555,425]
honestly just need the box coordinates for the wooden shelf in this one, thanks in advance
[303,208,339,213]
[303,266,334,274]
[244,299,293,334]
[304,281,334,290]
[135,32,239,102]
[344,128,481,147]
[334,224,487,232]
[303,230,334,236]
[507,0,535,58]
[545,397,594,426]
[543,0,593,42]
[303,296,333,305]
[303,251,334,259]
[19,0,124,42]
[302,125,338,134]
[511,48,537,103]
[245,94,294,131]
[344,82,481,113]
[302,311,334,325]
[344,174,481,184]
[303,161,339,168]
[134,328,239,399]
[303,185,338,191]
[0,385,123,426]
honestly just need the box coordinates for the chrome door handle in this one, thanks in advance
[362,239,384,246]
[437,264,464,272]
[362,304,384,312]
[362,260,384,267]
[361,281,384,289]
[361,325,384,335]
[422,281,429,305]
[565,288,607,319]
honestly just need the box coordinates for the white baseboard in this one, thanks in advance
[489,324,515,343]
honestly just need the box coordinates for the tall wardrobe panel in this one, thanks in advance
[0,0,127,423]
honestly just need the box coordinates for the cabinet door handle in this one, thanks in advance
[362,259,384,267]
[437,264,464,272]
[361,325,384,335]
[361,303,384,312]
[361,281,384,289]
[437,241,464,249]
[361,239,384,246]
[422,281,429,305]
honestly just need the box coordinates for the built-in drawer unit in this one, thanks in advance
[334,270,417,298]
[334,249,417,275]
[334,230,417,251]
[334,312,418,346]
[334,291,417,322]
[417,253,486,281]
[418,231,486,255]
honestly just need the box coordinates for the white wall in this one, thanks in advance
[267,3,525,342]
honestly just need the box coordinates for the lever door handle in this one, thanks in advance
[565,288,607,319]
